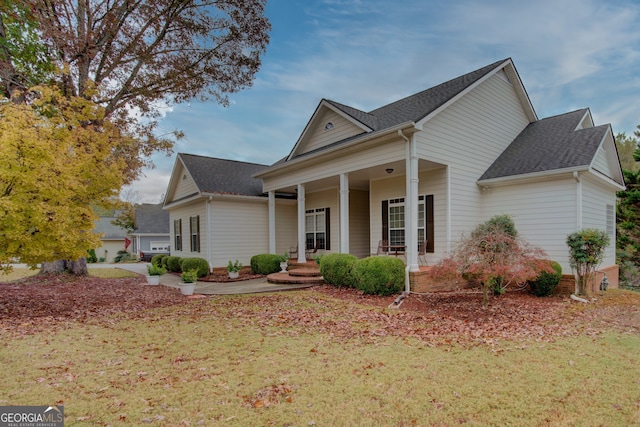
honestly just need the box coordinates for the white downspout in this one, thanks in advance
[398,129,417,293]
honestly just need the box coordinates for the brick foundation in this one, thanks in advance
[410,265,620,296]
[409,267,477,293]
[554,265,619,296]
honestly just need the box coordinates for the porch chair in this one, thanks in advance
[305,240,319,259]
[289,244,298,261]
[376,240,389,256]
[418,240,428,266]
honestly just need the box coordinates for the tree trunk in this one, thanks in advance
[40,258,89,276]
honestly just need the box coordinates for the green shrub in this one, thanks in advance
[114,250,134,263]
[151,254,168,267]
[86,249,98,263]
[181,257,209,277]
[529,260,562,297]
[352,257,405,296]
[165,256,182,273]
[161,255,170,268]
[473,214,517,238]
[320,253,358,288]
[250,254,281,275]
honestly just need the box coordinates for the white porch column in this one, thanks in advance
[340,173,350,254]
[406,133,419,272]
[297,184,307,263]
[268,191,276,254]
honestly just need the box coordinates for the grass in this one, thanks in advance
[0,290,639,426]
[0,267,138,282]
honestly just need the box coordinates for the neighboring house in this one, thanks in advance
[93,210,129,262]
[165,58,625,288]
[162,154,297,268]
[130,203,171,260]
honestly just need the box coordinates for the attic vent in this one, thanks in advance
[497,69,511,84]
[182,174,186,180]
[324,122,334,131]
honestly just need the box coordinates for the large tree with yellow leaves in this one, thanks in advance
[0,0,270,273]
[0,87,129,272]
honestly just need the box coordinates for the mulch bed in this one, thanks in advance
[1,274,638,343]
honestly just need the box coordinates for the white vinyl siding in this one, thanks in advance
[169,202,206,258]
[349,189,370,258]
[417,73,530,238]
[306,188,338,253]
[172,164,199,201]
[591,146,613,179]
[298,109,365,156]
[480,177,576,273]
[275,202,297,256]
[211,200,269,267]
[581,174,617,268]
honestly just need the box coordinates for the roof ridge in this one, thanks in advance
[179,152,269,167]
[368,58,509,118]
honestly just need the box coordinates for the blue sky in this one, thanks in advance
[127,0,640,203]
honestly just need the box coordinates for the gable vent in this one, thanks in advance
[324,122,334,131]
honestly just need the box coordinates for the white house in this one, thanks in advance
[162,154,297,268]
[164,58,624,289]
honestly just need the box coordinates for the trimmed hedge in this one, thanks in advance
[320,253,358,288]
[529,260,562,297]
[165,256,182,273]
[181,257,209,278]
[250,254,282,275]
[352,256,405,296]
[151,254,168,267]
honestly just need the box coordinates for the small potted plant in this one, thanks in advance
[277,253,289,273]
[146,264,167,285]
[227,260,242,279]
[180,269,198,295]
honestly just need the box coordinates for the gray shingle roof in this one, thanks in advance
[324,58,509,133]
[180,153,268,196]
[133,203,169,234]
[479,109,607,181]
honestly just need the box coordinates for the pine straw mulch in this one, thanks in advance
[1,274,639,345]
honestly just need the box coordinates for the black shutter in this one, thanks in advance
[178,218,182,251]
[426,195,434,253]
[196,215,200,252]
[189,217,193,252]
[382,200,389,242]
[324,208,330,250]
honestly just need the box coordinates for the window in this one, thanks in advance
[174,219,182,251]
[305,207,330,250]
[382,195,434,253]
[606,204,614,239]
[150,242,170,251]
[190,215,200,252]
[388,198,405,247]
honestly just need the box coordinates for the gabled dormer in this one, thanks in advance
[287,99,374,160]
